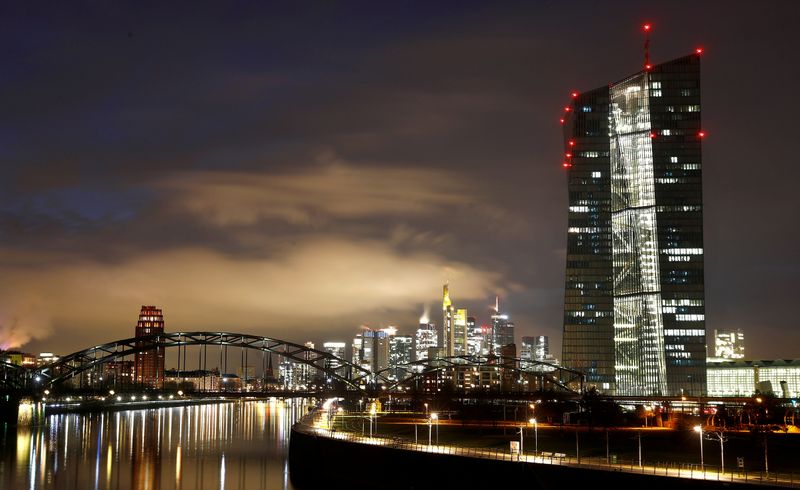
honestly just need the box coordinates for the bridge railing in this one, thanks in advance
[294,409,800,488]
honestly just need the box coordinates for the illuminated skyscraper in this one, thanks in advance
[491,297,515,353]
[389,334,413,380]
[323,341,347,379]
[561,52,706,396]
[442,284,468,357]
[713,329,745,360]
[415,321,437,361]
[134,305,165,387]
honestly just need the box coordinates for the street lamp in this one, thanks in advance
[369,406,376,437]
[529,418,538,454]
[694,425,704,472]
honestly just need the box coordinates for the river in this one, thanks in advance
[0,399,311,490]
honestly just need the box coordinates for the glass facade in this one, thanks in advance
[562,54,706,396]
[707,360,800,398]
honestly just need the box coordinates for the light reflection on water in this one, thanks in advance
[1,399,311,490]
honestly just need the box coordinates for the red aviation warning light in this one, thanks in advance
[643,22,652,70]
[695,47,704,54]
[562,162,572,168]
[559,118,565,124]
[571,92,579,98]
[698,131,706,138]
[564,106,572,112]
[643,23,652,31]
[568,140,575,147]
[650,132,657,138]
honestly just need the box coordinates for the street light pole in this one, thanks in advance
[529,418,538,454]
[694,425,704,472]
[638,430,642,468]
[428,416,433,446]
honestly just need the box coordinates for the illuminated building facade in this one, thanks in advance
[134,305,165,387]
[467,317,491,356]
[388,334,413,380]
[562,53,706,396]
[323,341,347,378]
[103,360,135,386]
[442,284,468,357]
[491,298,515,353]
[707,359,800,398]
[713,329,745,359]
[0,351,36,367]
[415,322,437,361]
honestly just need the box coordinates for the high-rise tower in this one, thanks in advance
[491,297,515,353]
[561,51,707,396]
[134,305,165,387]
[442,284,467,357]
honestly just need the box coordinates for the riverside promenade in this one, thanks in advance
[289,408,798,489]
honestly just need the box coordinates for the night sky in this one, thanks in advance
[2,1,799,360]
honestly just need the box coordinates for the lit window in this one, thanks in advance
[670,156,678,163]
[592,171,602,178]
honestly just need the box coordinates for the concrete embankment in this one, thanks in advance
[289,424,788,489]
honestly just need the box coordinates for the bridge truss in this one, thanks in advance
[31,332,372,391]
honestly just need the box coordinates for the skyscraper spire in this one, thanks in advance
[495,295,499,313]
[442,283,451,310]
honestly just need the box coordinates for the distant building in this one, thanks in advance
[707,359,800,398]
[415,322,437,362]
[467,316,490,356]
[491,298,515,353]
[36,352,60,367]
[363,328,390,372]
[389,334,413,381]
[442,284,468,357]
[323,341,347,378]
[104,360,135,386]
[0,351,36,367]
[133,305,165,388]
[220,373,242,392]
[164,369,220,391]
[713,329,745,360]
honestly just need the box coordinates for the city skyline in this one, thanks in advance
[2,2,800,361]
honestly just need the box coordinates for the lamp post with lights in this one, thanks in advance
[694,425,704,472]
[529,418,538,454]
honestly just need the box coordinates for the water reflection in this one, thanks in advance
[1,399,310,490]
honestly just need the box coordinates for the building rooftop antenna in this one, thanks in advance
[643,23,652,70]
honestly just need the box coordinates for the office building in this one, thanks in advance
[323,341,347,378]
[707,359,800,398]
[415,321,438,361]
[561,51,706,396]
[442,284,468,357]
[491,298,515,353]
[134,305,165,387]
[713,329,745,360]
[388,334,413,381]
[466,317,492,356]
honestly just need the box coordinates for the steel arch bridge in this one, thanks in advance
[31,331,373,391]
[1,361,26,390]
[377,355,586,394]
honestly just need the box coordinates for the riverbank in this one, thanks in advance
[289,412,799,489]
